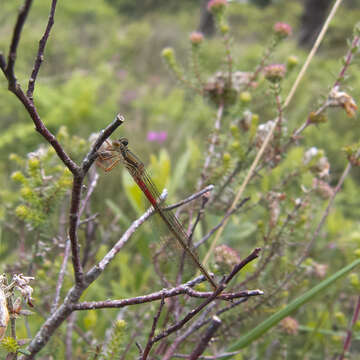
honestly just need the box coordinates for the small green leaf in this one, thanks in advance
[168,148,190,195]
[122,171,144,214]
[105,199,131,224]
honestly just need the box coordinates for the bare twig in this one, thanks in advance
[189,316,222,360]
[142,292,166,360]
[69,117,124,286]
[27,0,58,99]
[335,35,360,87]
[65,313,76,359]
[152,285,225,345]
[173,351,242,359]
[51,238,71,314]
[338,295,360,360]
[70,285,263,311]
[165,185,214,212]
[79,172,99,218]
[168,301,251,359]
[301,163,351,259]
[82,114,124,173]
[5,0,33,87]
[150,248,261,346]
[198,103,224,189]
[195,197,250,248]
[78,213,99,226]
[224,247,261,285]
[163,304,216,359]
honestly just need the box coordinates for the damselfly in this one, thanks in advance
[96,137,217,289]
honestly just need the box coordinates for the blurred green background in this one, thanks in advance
[1,0,360,358]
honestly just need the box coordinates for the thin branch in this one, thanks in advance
[198,103,224,189]
[27,0,58,99]
[164,251,262,359]
[339,295,360,360]
[334,35,360,87]
[5,0,33,87]
[162,304,216,360]
[71,285,263,311]
[189,316,222,360]
[65,313,76,359]
[150,248,261,345]
[9,86,79,173]
[68,175,85,285]
[164,185,214,212]
[173,351,242,359]
[175,297,249,355]
[224,247,261,285]
[189,194,209,241]
[69,116,125,286]
[0,53,6,70]
[142,292,166,360]
[195,197,250,248]
[51,238,71,314]
[296,162,352,268]
[82,113,124,174]
[78,213,99,226]
[151,285,225,345]
[79,172,99,218]
[290,31,360,142]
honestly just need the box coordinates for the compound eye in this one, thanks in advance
[119,137,128,146]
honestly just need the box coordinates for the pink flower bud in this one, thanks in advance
[274,22,292,38]
[264,64,286,83]
[207,0,227,13]
[189,31,204,45]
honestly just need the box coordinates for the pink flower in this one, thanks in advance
[147,131,167,143]
[207,0,227,13]
[274,22,292,38]
[263,64,286,83]
[189,31,204,45]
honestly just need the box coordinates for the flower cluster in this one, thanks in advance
[264,64,286,83]
[147,131,167,143]
[214,244,240,274]
[207,0,227,13]
[189,31,204,46]
[273,22,292,39]
[204,71,252,106]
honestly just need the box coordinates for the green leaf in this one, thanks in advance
[105,199,131,224]
[168,147,190,195]
[149,149,171,193]
[122,171,144,214]
[224,258,360,356]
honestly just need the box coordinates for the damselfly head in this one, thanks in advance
[118,137,129,147]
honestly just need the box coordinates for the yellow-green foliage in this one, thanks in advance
[10,146,72,229]
[0,337,19,355]
[1,1,360,359]
[102,320,127,360]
